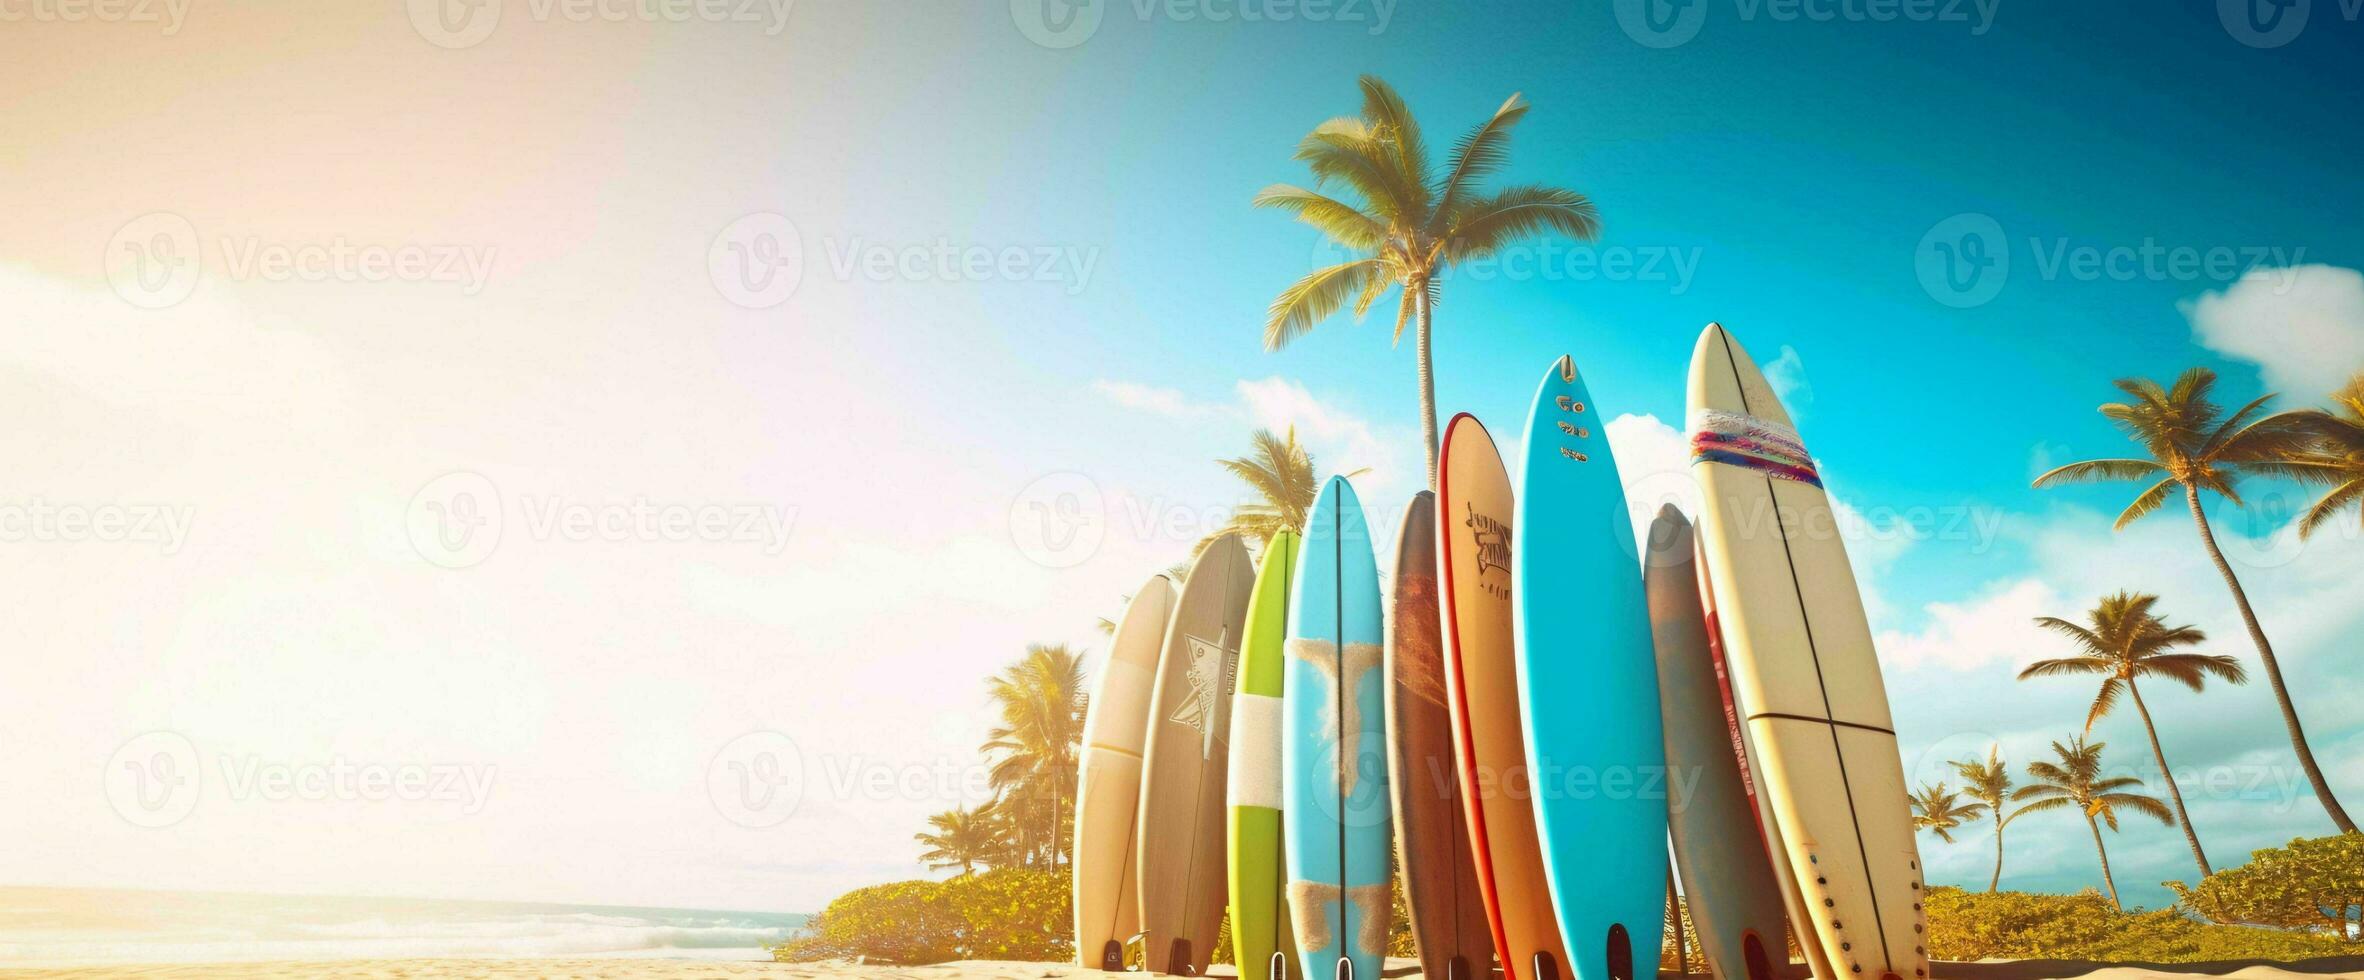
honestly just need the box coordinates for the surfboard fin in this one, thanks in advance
[1167,938,1193,976]
[1531,951,1560,980]
[1100,940,1123,972]
[1447,954,1469,980]
[1605,924,1633,980]
[1333,957,1353,980]
[1269,951,1289,980]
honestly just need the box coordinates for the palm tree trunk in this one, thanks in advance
[1989,813,2005,894]
[2127,680,2212,876]
[1415,284,1439,489]
[2086,813,2121,911]
[2184,485,2358,833]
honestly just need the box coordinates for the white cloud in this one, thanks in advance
[1876,578,2074,672]
[1088,379,1217,419]
[2183,264,2364,396]
[1763,344,1813,416]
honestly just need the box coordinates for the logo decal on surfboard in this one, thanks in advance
[1170,632,1239,758]
[1464,503,1512,596]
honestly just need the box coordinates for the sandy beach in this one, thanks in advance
[8,958,2364,980]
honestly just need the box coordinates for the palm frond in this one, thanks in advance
[1251,184,1386,250]
[1356,75,1430,217]
[1441,185,1600,260]
[2296,478,2364,539]
[1428,92,1528,235]
[1264,259,1384,351]
[2031,458,2165,489]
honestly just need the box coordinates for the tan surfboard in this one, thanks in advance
[1075,574,1180,969]
[1646,507,1787,980]
[1137,534,1256,975]
[1436,414,1569,980]
[1387,491,1495,980]
[1687,323,1929,980]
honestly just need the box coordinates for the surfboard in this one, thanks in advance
[1437,414,1569,980]
[1699,536,1831,980]
[1283,476,1391,980]
[1138,534,1256,976]
[1386,491,1494,980]
[1076,575,1180,969]
[1231,531,1303,980]
[1645,506,1788,980]
[1512,355,1667,980]
[1686,323,1928,980]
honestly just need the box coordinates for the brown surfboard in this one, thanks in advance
[1436,414,1569,980]
[1137,533,1256,976]
[1387,491,1495,980]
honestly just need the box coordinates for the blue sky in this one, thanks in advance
[7,1,2364,916]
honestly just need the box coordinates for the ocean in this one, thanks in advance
[0,887,807,967]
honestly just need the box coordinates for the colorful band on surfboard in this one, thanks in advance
[1688,409,1822,489]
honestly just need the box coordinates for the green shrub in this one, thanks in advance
[1924,885,2349,963]
[2168,833,2364,940]
[775,867,1072,964]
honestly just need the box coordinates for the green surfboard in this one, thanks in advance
[1228,530,1302,980]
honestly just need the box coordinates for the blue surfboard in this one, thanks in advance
[1282,475,1393,980]
[1512,356,1668,980]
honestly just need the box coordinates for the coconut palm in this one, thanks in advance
[1952,747,2020,893]
[2019,591,2246,877]
[980,644,1089,869]
[1910,782,1984,844]
[2032,368,2354,832]
[2286,371,2364,539]
[1196,427,1365,556]
[915,804,996,876]
[2014,736,2173,910]
[1255,76,1600,485]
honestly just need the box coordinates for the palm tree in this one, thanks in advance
[1951,747,2019,893]
[1255,76,1600,485]
[916,804,996,875]
[2019,591,2246,877]
[2287,371,2364,539]
[2033,368,2354,832]
[2014,736,2173,910]
[1910,782,1984,844]
[981,644,1089,869]
[1197,427,1365,555]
